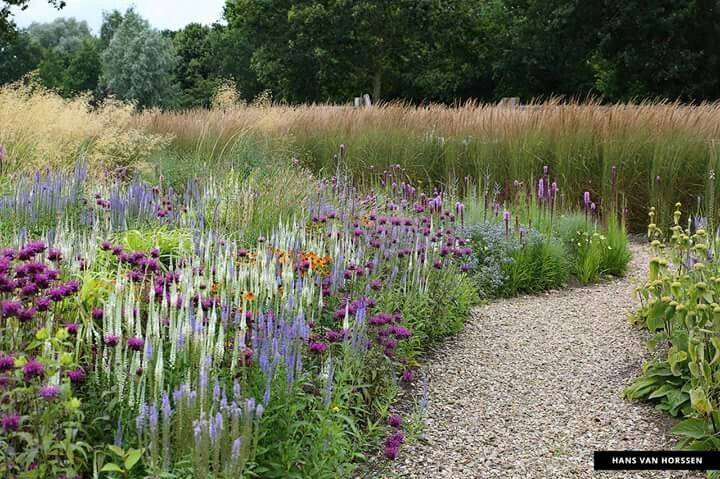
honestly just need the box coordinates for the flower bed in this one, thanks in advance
[0,159,630,477]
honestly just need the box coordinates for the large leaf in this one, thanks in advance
[124,448,144,470]
[672,418,708,439]
[690,387,714,415]
[100,463,123,473]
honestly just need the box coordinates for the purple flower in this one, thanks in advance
[384,445,399,460]
[1,413,20,432]
[67,367,86,384]
[38,385,60,399]
[23,359,44,381]
[388,414,402,428]
[309,342,328,353]
[0,355,14,371]
[386,430,405,448]
[127,336,145,351]
[400,370,413,383]
[91,307,104,320]
[65,322,78,335]
[1,299,22,318]
[20,283,38,296]
[35,296,51,311]
[17,307,35,322]
[583,191,591,208]
[104,335,119,347]
[47,287,65,302]
[47,248,63,261]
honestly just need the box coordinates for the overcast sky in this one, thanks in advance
[13,1,227,32]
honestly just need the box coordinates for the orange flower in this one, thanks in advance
[242,290,256,302]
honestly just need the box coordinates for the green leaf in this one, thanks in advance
[107,445,124,458]
[690,387,714,415]
[124,448,144,470]
[648,384,677,399]
[672,418,708,439]
[101,463,124,473]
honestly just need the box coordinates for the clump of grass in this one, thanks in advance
[0,80,168,177]
[505,234,570,295]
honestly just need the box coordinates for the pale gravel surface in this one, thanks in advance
[382,242,700,479]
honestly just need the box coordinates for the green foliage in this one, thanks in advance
[555,214,631,284]
[172,23,221,108]
[101,9,179,108]
[379,268,478,358]
[505,235,570,294]
[628,204,720,450]
[0,31,42,84]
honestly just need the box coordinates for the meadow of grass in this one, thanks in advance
[2,83,720,231]
[134,100,720,231]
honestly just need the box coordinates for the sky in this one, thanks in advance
[13,0,227,33]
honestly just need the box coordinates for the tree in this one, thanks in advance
[487,0,603,100]
[101,9,179,108]
[593,0,720,101]
[1,0,66,41]
[62,37,100,94]
[206,24,259,101]
[0,30,42,84]
[99,9,124,49]
[22,17,101,95]
[224,0,428,103]
[173,22,218,108]
[26,17,90,55]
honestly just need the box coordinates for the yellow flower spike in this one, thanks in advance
[36,328,49,341]
[14,356,27,368]
[694,263,706,272]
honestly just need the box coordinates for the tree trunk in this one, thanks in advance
[372,69,382,103]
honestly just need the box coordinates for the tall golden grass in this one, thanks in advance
[135,99,720,139]
[2,82,719,229]
[0,81,168,177]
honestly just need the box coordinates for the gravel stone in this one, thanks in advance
[382,243,700,479]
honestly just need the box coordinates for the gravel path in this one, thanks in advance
[386,243,699,478]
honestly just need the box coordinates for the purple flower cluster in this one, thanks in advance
[384,430,405,459]
[0,243,75,323]
[101,241,162,285]
[1,413,20,432]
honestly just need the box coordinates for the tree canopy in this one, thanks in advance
[2,0,720,106]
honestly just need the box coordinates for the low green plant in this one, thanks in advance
[505,235,570,295]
